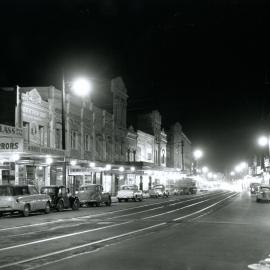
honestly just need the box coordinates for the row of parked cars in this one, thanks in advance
[0,184,111,217]
[0,183,199,217]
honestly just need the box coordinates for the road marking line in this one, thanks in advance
[142,199,211,220]
[106,206,165,219]
[0,222,166,270]
[173,193,237,221]
[143,192,233,220]
[0,221,131,252]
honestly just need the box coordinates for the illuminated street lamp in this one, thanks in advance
[193,149,203,160]
[62,76,92,186]
[230,171,235,176]
[258,136,268,147]
[202,166,209,173]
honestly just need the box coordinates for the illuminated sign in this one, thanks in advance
[0,138,23,152]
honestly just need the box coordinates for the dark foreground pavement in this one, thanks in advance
[32,191,270,270]
[1,191,270,270]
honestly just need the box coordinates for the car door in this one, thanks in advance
[60,187,70,207]
[96,185,102,202]
[28,186,41,210]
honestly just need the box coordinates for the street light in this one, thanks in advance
[62,75,91,186]
[258,136,268,147]
[193,149,203,174]
[202,166,209,173]
[193,149,203,160]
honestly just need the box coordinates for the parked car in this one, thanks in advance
[117,185,143,202]
[149,185,169,198]
[76,184,111,207]
[256,185,270,202]
[0,185,51,217]
[40,185,80,211]
[250,183,260,194]
[142,190,150,199]
[179,186,197,195]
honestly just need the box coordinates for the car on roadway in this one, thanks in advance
[149,185,169,198]
[76,184,111,207]
[0,185,51,217]
[256,185,270,202]
[40,185,80,211]
[117,184,143,202]
[250,183,260,194]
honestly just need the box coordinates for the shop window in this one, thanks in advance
[84,134,90,151]
[71,130,77,149]
[55,128,61,149]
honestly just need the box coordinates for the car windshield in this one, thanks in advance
[79,186,96,191]
[121,186,137,190]
[0,186,13,196]
[40,187,56,194]
[260,187,270,191]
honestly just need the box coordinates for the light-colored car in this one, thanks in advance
[76,184,111,207]
[0,185,51,217]
[256,185,270,202]
[149,185,169,198]
[117,185,143,202]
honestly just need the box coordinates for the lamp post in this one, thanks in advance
[258,135,270,171]
[61,75,92,187]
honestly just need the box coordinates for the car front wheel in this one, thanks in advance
[22,204,30,217]
[57,201,64,212]
[44,202,50,214]
[72,199,80,210]
[105,197,112,206]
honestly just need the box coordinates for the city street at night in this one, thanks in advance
[0,191,270,270]
[2,1,270,270]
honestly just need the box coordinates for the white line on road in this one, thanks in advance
[173,193,237,221]
[0,222,167,270]
[0,220,131,252]
[143,192,233,220]
[142,198,211,220]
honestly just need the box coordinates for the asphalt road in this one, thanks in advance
[1,190,270,270]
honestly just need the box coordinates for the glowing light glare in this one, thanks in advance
[235,165,242,172]
[130,166,135,172]
[11,154,20,162]
[38,166,43,170]
[46,157,53,165]
[240,162,247,169]
[213,174,217,179]
[119,166,124,172]
[89,162,95,168]
[230,171,235,176]
[207,172,213,178]
[72,78,91,97]
[202,166,208,173]
[193,149,203,159]
[258,136,268,147]
[70,160,77,166]
[105,164,111,171]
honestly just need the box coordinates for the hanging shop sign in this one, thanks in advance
[0,137,24,152]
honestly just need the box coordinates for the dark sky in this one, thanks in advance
[1,0,270,172]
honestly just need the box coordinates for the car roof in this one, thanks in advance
[41,185,65,188]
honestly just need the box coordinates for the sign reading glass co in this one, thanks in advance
[0,137,23,152]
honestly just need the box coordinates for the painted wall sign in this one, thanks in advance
[0,124,23,137]
[0,137,23,152]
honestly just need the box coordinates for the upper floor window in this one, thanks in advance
[23,121,29,142]
[39,125,44,146]
[84,134,90,151]
[71,130,77,149]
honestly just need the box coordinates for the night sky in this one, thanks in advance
[1,0,270,172]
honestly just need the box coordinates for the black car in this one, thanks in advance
[40,186,80,211]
